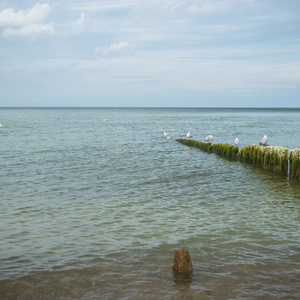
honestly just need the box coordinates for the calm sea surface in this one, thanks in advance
[0,108,299,299]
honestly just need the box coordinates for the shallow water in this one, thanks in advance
[0,108,299,299]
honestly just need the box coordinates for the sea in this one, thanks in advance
[0,107,299,300]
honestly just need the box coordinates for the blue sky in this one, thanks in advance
[0,0,299,107]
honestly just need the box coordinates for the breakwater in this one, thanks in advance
[176,139,300,179]
[289,148,300,179]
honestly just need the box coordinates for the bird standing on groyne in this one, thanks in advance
[187,132,193,139]
[260,135,268,146]
[205,135,213,142]
[234,137,239,146]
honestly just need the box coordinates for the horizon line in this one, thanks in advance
[0,106,299,109]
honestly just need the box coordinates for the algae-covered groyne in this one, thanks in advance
[289,149,300,179]
[176,139,300,180]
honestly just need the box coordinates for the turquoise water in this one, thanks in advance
[0,108,299,299]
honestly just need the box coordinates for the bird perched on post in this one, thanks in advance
[234,137,239,146]
[187,132,193,139]
[260,135,268,146]
[205,135,213,142]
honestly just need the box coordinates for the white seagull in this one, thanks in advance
[234,137,239,146]
[205,135,213,142]
[0,124,5,127]
[260,134,268,146]
[164,131,169,137]
[187,132,193,139]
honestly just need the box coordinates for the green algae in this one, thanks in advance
[263,147,271,170]
[256,146,262,167]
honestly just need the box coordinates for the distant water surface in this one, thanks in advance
[0,108,299,299]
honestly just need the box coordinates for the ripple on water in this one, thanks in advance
[0,108,300,299]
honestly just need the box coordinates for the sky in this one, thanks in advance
[0,0,299,107]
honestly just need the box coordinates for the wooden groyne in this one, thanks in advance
[212,143,239,159]
[289,149,300,179]
[176,139,213,153]
[176,139,299,180]
[237,145,288,175]
[176,139,238,159]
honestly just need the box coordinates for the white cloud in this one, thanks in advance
[0,3,51,27]
[187,4,200,13]
[71,1,137,11]
[0,3,53,39]
[2,23,54,38]
[76,12,85,26]
[109,41,129,51]
[162,1,180,11]
[96,41,131,54]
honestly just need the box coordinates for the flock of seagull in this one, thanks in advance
[163,131,268,147]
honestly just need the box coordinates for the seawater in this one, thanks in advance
[0,108,299,299]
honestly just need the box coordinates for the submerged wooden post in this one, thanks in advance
[289,149,300,179]
[172,248,193,281]
[237,145,250,163]
[272,146,288,175]
[250,144,258,165]
[231,145,239,159]
[256,145,262,167]
[263,146,272,171]
[259,146,266,168]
